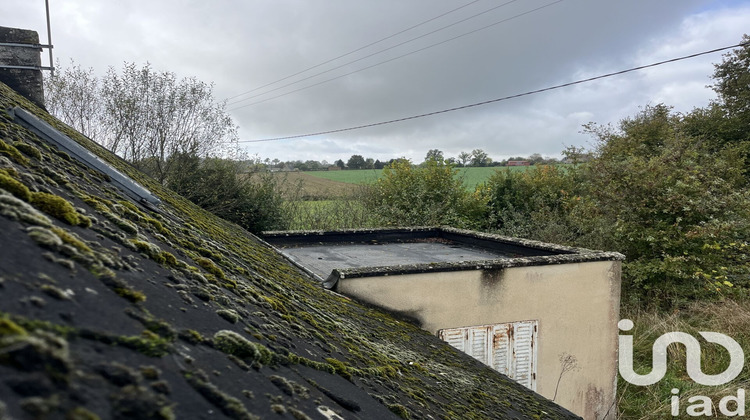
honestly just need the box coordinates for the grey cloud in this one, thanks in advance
[1,0,748,162]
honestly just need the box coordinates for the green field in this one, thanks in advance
[304,169,382,184]
[305,166,534,189]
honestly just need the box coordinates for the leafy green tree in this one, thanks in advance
[484,103,750,307]
[527,153,544,165]
[304,160,324,171]
[424,149,444,163]
[483,164,582,244]
[457,151,471,166]
[470,149,491,166]
[711,35,750,128]
[579,105,750,306]
[347,155,366,169]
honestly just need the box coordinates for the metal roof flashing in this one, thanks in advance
[10,106,161,208]
[262,227,625,289]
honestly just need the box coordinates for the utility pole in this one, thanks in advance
[45,0,54,77]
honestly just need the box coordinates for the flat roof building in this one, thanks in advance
[264,227,625,420]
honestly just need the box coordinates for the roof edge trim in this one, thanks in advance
[325,250,624,287]
[11,106,161,206]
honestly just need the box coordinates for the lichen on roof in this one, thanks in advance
[0,81,580,419]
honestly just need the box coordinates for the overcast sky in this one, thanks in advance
[2,0,749,163]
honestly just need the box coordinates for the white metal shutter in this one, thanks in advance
[438,320,537,391]
[469,326,491,365]
[438,328,467,353]
[492,324,511,376]
[511,320,537,390]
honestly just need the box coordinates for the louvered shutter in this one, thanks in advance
[512,321,537,390]
[438,320,537,391]
[492,324,511,376]
[468,326,491,365]
[438,328,467,353]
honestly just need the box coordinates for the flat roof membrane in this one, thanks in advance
[281,240,510,279]
[263,227,625,288]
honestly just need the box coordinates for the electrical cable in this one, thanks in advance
[225,0,483,102]
[235,41,749,143]
[228,0,561,110]
[227,0,526,107]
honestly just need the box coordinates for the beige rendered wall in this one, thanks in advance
[337,260,621,420]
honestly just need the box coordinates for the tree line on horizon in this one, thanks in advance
[252,149,566,172]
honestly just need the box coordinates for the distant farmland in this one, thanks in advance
[305,166,532,188]
[272,166,539,199]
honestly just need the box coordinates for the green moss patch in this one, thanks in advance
[0,192,52,226]
[13,141,42,160]
[0,329,72,383]
[0,316,27,336]
[27,226,63,249]
[115,287,147,303]
[130,239,167,264]
[0,172,31,201]
[184,370,258,420]
[117,331,172,357]
[216,309,240,324]
[212,330,274,366]
[51,226,92,255]
[0,138,29,165]
[195,257,226,280]
[30,192,80,225]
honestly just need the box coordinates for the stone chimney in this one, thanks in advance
[0,26,46,109]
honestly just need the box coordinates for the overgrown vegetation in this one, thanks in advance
[480,37,750,309]
[165,154,287,233]
[363,158,485,228]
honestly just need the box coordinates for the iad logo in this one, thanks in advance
[618,319,744,386]
[618,319,746,417]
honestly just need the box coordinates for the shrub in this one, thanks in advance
[166,154,286,233]
[364,158,484,228]
[482,164,581,244]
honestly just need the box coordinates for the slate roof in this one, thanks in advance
[0,81,580,420]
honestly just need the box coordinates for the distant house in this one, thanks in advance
[265,227,624,420]
[507,160,531,166]
[327,165,342,171]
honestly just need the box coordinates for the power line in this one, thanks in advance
[228,0,561,111]
[227,0,526,107]
[225,0,482,102]
[236,41,749,144]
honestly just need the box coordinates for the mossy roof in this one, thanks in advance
[0,81,580,420]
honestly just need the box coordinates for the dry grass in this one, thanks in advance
[618,299,750,419]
